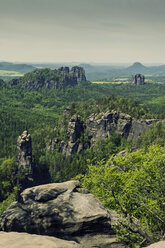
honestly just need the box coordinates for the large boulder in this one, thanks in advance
[0,181,124,247]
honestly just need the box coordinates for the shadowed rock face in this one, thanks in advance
[48,110,158,156]
[0,180,125,247]
[71,66,87,83]
[17,130,33,177]
[86,111,132,142]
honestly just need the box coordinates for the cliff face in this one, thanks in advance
[9,66,87,91]
[48,110,158,156]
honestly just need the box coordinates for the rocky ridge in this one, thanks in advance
[9,66,87,90]
[48,110,159,156]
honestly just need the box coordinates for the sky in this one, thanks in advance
[0,0,165,64]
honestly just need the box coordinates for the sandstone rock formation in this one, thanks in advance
[71,66,87,83]
[0,231,79,248]
[10,66,87,91]
[0,180,124,247]
[132,74,145,85]
[17,130,33,177]
[145,241,165,248]
[48,110,158,156]
[61,115,85,156]
[86,111,132,142]
[127,119,158,142]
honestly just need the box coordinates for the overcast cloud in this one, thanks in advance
[0,0,165,63]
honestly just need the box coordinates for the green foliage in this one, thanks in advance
[0,187,19,215]
[68,96,151,121]
[0,158,17,201]
[81,145,165,247]
[136,122,165,149]
[20,68,62,84]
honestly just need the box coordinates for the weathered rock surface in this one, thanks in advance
[71,66,87,83]
[145,241,165,248]
[86,110,132,142]
[0,231,79,248]
[61,115,87,156]
[127,119,159,142]
[48,115,89,156]
[0,181,124,247]
[17,130,33,177]
[48,110,157,156]
[0,232,125,248]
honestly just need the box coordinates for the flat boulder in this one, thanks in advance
[0,231,79,248]
[145,241,165,248]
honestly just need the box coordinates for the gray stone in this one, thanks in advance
[145,241,165,248]
[0,231,79,248]
[132,74,145,85]
[17,130,33,177]
[86,110,132,142]
[0,181,124,247]
[71,66,87,83]
[127,119,159,142]
[61,115,85,156]
[48,111,158,156]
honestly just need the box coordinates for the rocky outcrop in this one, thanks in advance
[0,231,79,248]
[71,66,87,83]
[145,241,165,248]
[17,130,33,177]
[48,115,89,156]
[127,119,159,142]
[61,115,86,156]
[10,66,87,91]
[0,180,124,247]
[48,110,158,156]
[132,74,145,85]
[86,111,132,142]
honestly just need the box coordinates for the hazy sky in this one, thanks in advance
[1,0,165,63]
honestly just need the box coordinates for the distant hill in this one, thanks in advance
[126,62,147,73]
[0,62,35,73]
[83,62,165,80]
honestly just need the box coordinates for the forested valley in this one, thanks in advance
[0,68,165,247]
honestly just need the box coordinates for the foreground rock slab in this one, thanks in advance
[0,231,79,248]
[145,241,165,248]
[0,181,124,247]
